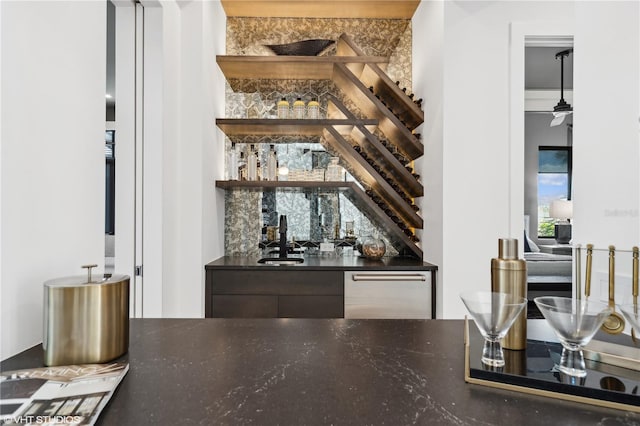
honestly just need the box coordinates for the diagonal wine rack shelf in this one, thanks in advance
[335,34,424,131]
[321,126,422,229]
[326,94,422,198]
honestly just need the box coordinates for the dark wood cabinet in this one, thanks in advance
[206,269,344,318]
[212,295,278,318]
[278,295,344,318]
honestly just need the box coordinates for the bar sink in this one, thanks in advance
[257,257,304,265]
[257,214,304,265]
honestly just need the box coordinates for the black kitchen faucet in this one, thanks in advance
[278,215,288,258]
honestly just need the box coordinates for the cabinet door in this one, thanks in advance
[211,270,343,295]
[212,295,278,318]
[344,271,431,319]
[279,295,344,318]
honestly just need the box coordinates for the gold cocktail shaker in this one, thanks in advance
[491,238,527,350]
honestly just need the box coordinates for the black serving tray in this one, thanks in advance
[464,318,640,412]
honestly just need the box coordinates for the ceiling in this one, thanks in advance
[525,47,574,91]
[220,0,421,19]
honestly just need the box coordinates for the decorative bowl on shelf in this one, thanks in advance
[264,39,335,56]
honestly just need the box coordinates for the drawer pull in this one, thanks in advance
[351,274,426,282]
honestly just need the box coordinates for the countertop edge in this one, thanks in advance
[204,256,438,271]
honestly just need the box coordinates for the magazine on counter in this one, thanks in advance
[0,362,128,425]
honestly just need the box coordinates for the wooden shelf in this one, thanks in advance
[217,55,388,80]
[215,180,422,258]
[220,0,421,19]
[337,34,424,130]
[322,127,423,229]
[216,180,352,190]
[326,94,422,197]
[216,118,378,137]
[350,126,423,198]
[332,62,423,160]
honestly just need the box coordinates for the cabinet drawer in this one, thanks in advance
[344,271,431,319]
[212,295,278,318]
[211,270,343,295]
[278,295,344,318]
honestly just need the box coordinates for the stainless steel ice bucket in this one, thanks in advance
[43,265,129,366]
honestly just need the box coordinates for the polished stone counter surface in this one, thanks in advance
[3,319,639,425]
[206,255,437,271]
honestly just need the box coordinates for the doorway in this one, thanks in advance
[509,25,575,319]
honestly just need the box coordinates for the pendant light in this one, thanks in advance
[550,48,573,127]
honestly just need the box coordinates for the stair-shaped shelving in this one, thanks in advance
[326,94,422,198]
[335,34,424,130]
[215,33,425,258]
[321,126,422,229]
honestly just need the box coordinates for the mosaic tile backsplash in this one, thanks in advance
[222,17,412,257]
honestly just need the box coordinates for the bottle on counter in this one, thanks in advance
[227,142,239,180]
[247,144,258,181]
[292,97,305,119]
[491,238,527,350]
[307,97,320,119]
[238,151,247,181]
[277,97,289,119]
[266,144,277,181]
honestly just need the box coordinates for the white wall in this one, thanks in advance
[572,1,639,302]
[143,3,166,316]
[573,1,639,248]
[413,0,444,317]
[416,0,639,319]
[114,2,136,305]
[158,0,180,317]
[201,0,227,309]
[1,1,105,358]
[141,0,225,317]
[415,1,576,318]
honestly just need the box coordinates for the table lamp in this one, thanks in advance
[549,199,573,244]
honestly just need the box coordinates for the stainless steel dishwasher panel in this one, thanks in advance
[344,271,431,319]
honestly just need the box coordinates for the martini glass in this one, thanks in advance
[460,291,527,367]
[535,296,612,378]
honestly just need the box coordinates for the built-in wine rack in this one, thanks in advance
[215,33,425,258]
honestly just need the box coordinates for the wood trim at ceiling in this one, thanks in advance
[220,0,420,19]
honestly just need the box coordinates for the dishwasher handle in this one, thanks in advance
[351,273,427,282]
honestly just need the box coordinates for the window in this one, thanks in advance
[537,146,572,237]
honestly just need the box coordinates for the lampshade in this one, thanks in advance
[549,199,573,220]
[550,111,571,127]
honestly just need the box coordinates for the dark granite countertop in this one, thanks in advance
[3,319,639,425]
[206,255,437,271]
